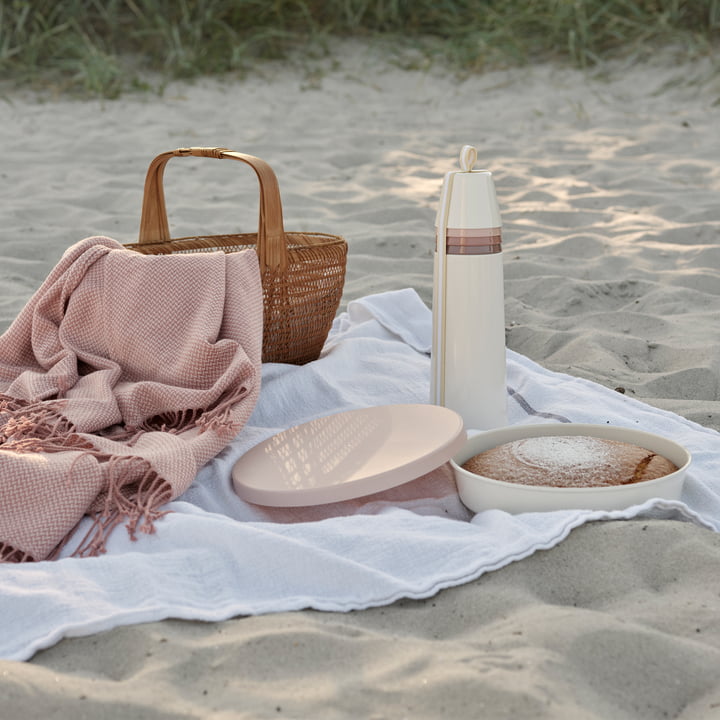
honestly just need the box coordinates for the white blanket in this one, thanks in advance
[2,289,719,661]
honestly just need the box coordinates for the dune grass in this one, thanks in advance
[0,0,717,96]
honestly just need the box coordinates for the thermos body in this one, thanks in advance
[439,251,507,431]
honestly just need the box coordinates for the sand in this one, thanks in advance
[1,41,720,718]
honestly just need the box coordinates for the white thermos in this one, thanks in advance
[431,145,508,430]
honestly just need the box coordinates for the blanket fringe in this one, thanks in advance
[1,380,251,561]
[63,456,174,558]
[137,384,251,438]
[0,394,83,452]
[130,407,204,436]
[4,457,175,562]
[109,395,246,442]
[1,394,175,561]
[196,384,250,437]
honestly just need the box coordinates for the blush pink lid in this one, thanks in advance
[232,404,466,507]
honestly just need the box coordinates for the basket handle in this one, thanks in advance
[137,147,288,271]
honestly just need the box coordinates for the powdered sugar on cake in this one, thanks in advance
[514,436,610,471]
[510,436,628,487]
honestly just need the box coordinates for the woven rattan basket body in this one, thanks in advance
[124,147,347,365]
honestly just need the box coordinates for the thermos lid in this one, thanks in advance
[232,404,466,507]
[435,145,502,230]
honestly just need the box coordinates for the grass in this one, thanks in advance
[0,0,718,97]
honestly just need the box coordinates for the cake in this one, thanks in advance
[461,435,678,488]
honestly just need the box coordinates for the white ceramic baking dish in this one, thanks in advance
[451,423,691,514]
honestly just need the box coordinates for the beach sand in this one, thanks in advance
[1,42,719,718]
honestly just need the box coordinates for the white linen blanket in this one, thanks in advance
[2,288,719,661]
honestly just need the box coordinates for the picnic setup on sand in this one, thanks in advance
[1,144,719,663]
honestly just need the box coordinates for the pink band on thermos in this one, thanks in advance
[442,227,502,255]
[436,227,502,255]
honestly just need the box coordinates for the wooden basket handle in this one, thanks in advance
[137,147,288,271]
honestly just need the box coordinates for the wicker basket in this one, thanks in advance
[124,147,347,365]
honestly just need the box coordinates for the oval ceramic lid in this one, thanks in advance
[232,403,466,507]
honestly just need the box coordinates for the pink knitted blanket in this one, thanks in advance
[0,237,263,562]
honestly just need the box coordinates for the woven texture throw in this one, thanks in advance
[0,236,263,562]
